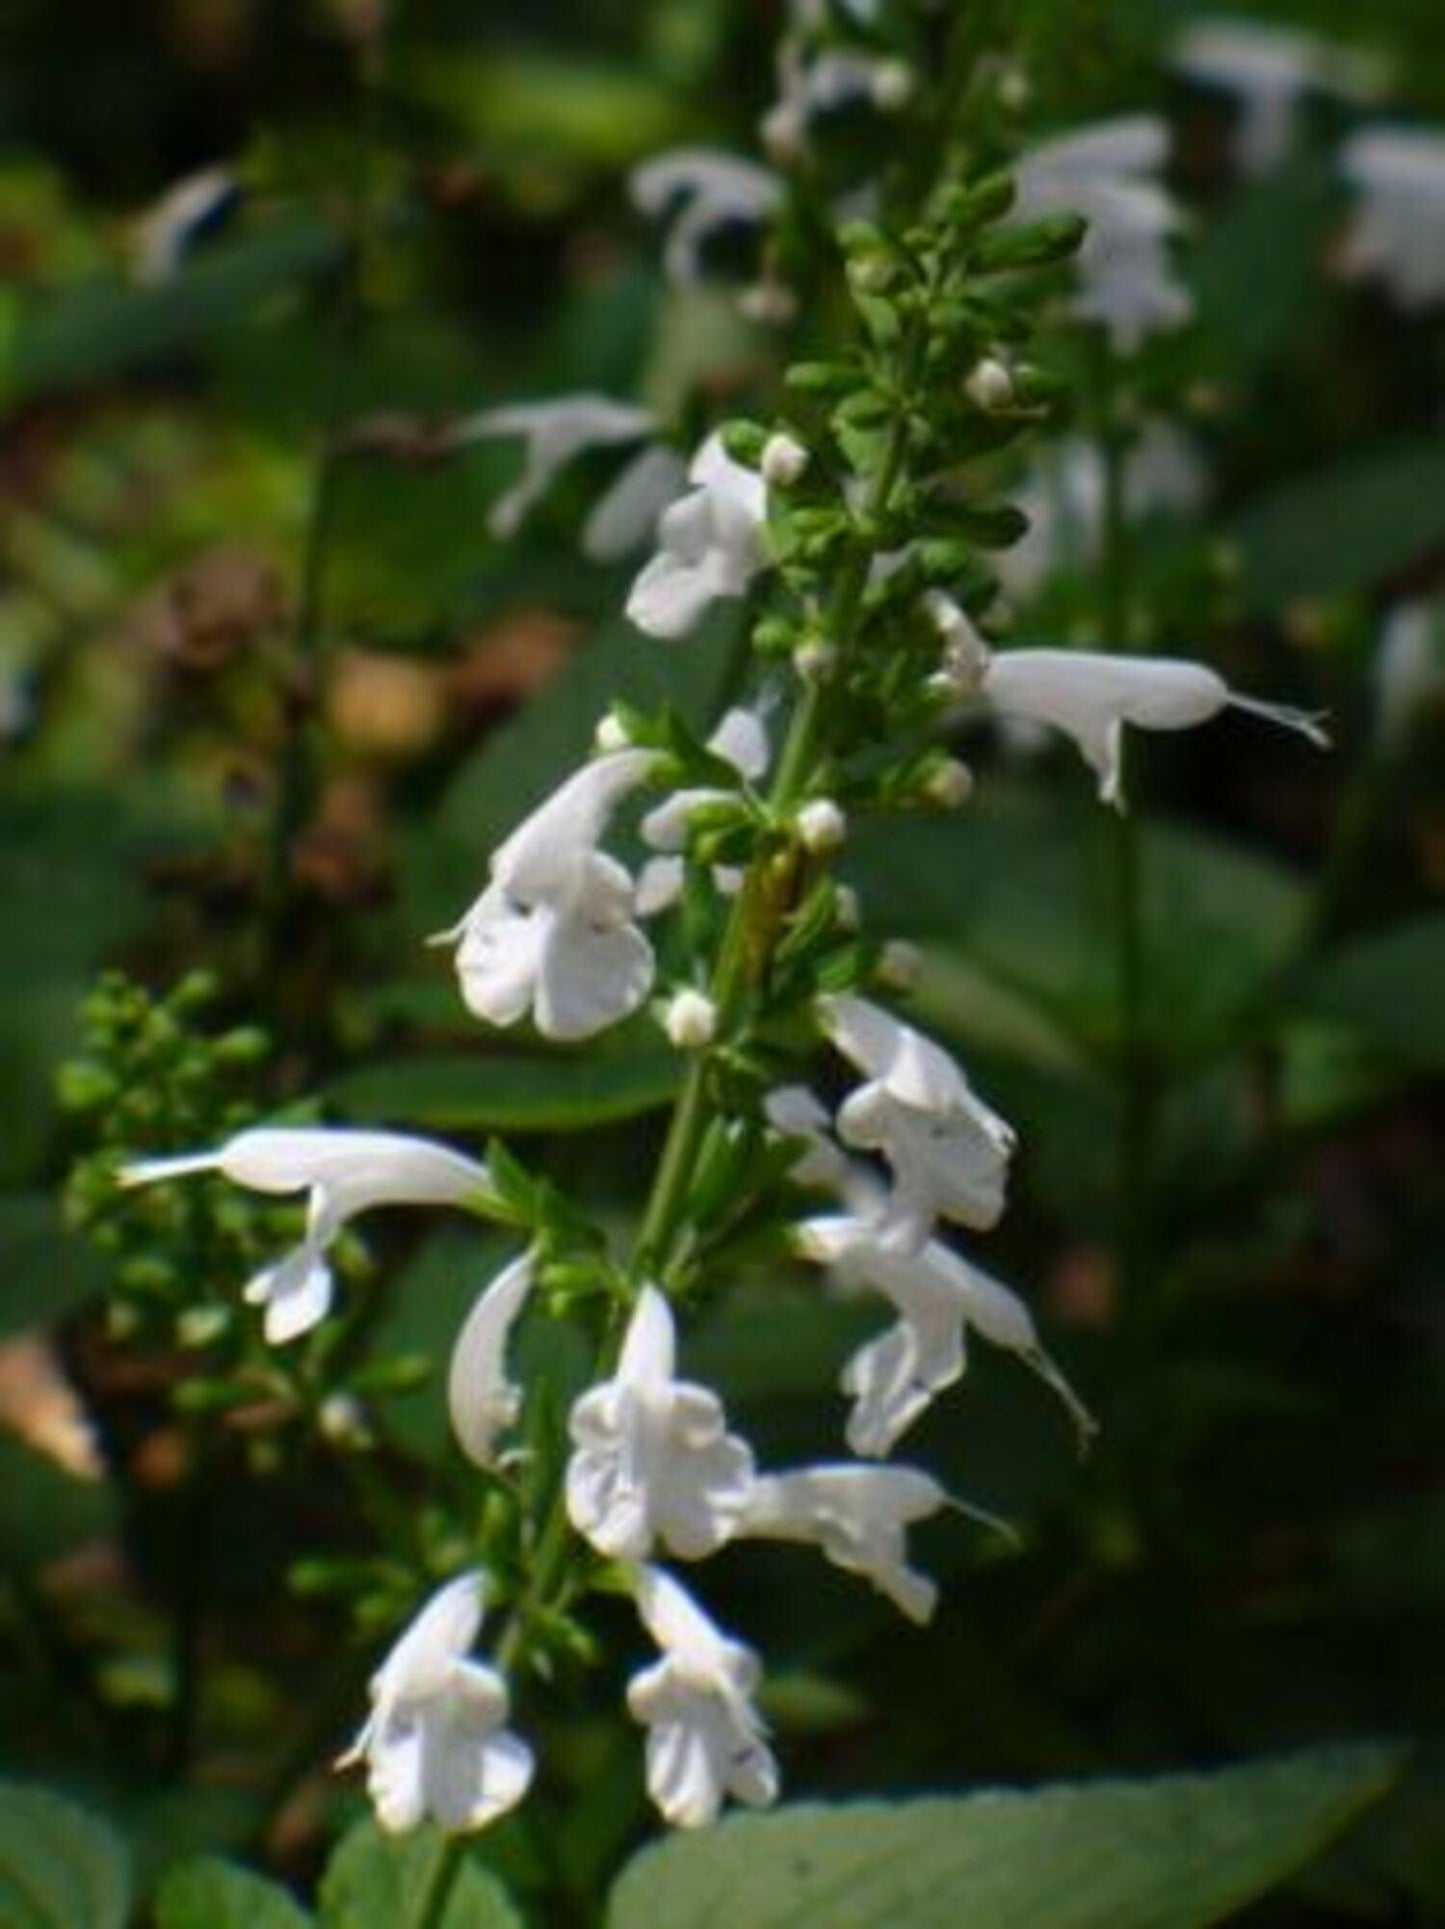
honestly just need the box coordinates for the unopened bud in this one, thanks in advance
[878,939,922,991]
[740,279,798,326]
[664,989,718,1050]
[922,591,990,692]
[871,60,913,110]
[760,101,806,166]
[847,253,895,298]
[966,357,1014,411]
[762,432,810,488]
[793,636,837,681]
[834,884,862,931]
[319,1393,373,1449]
[796,798,847,854]
[925,757,974,809]
[594,711,631,754]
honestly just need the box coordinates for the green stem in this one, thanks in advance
[404,1833,465,1929]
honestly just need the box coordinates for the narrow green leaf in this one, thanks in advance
[156,1858,313,1928]
[0,1784,130,1929]
[320,1819,524,1929]
[607,1745,1402,1929]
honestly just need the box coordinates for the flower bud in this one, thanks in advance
[835,884,862,931]
[665,989,719,1050]
[761,432,810,488]
[795,798,847,855]
[877,939,922,992]
[740,279,798,326]
[924,757,974,809]
[793,636,837,681]
[594,711,632,754]
[871,61,914,111]
[922,592,991,693]
[966,357,1014,411]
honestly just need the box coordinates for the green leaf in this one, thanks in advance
[0,1194,104,1338]
[156,1858,313,1928]
[320,1819,524,1929]
[1304,914,1445,1071]
[1227,442,1445,616]
[0,1784,130,1929]
[607,1745,1402,1929]
[329,1041,680,1134]
[0,1436,114,1568]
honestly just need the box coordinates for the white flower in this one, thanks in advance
[1340,128,1445,312]
[437,747,657,1041]
[980,649,1329,809]
[797,1214,1095,1458]
[1173,20,1382,178]
[447,1253,534,1470]
[455,396,686,561]
[626,434,771,640]
[739,1464,946,1623]
[1376,601,1445,742]
[636,706,770,917]
[132,164,239,283]
[566,1287,754,1561]
[631,149,782,286]
[119,1128,492,1344]
[762,46,912,161]
[338,1572,533,1834]
[626,1565,778,1829]
[818,994,1016,1246]
[1014,116,1190,353]
[998,426,1207,604]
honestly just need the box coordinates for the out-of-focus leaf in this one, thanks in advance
[156,1858,312,1929]
[1303,913,1445,1070]
[7,219,342,402]
[0,1435,113,1568]
[0,1783,130,1929]
[329,1042,679,1133]
[690,1284,874,1404]
[1227,442,1445,616]
[1192,160,1335,377]
[607,1745,1403,1929]
[0,1195,104,1338]
[402,53,680,172]
[320,1818,523,1929]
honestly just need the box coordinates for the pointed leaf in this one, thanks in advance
[156,1859,312,1928]
[0,1785,130,1929]
[320,1819,524,1929]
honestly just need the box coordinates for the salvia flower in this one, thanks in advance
[337,1572,533,1834]
[636,705,770,915]
[1172,19,1382,178]
[119,1128,492,1344]
[132,164,240,282]
[626,434,771,640]
[797,1214,1095,1457]
[1013,115,1190,353]
[1339,128,1445,312]
[437,747,658,1041]
[819,993,1016,1246]
[980,649,1329,809]
[630,149,783,287]
[566,1286,754,1560]
[739,1464,946,1623]
[456,396,686,561]
[447,1252,534,1470]
[626,1565,778,1828]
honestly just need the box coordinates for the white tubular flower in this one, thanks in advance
[1376,601,1445,743]
[626,434,771,640]
[626,1565,778,1829]
[447,1253,533,1470]
[1339,128,1445,312]
[438,747,657,1042]
[630,149,782,287]
[119,1128,492,1345]
[739,1464,945,1623]
[1014,115,1190,353]
[636,706,770,917]
[132,164,239,283]
[455,396,659,546]
[797,1214,1095,1458]
[338,1572,533,1835]
[583,444,690,563]
[1172,20,1379,178]
[819,994,1016,1246]
[566,1287,754,1561]
[980,649,1329,810]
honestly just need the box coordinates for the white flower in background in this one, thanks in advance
[626,434,770,640]
[636,705,770,915]
[437,747,657,1042]
[739,1463,946,1623]
[626,1565,778,1828]
[447,1253,534,1469]
[981,650,1329,809]
[762,44,912,162]
[454,397,686,561]
[631,149,783,287]
[338,1572,533,1834]
[1339,127,1445,312]
[797,1215,1095,1457]
[1014,116,1190,353]
[119,1128,492,1344]
[997,425,1207,605]
[1172,19,1383,178]
[566,1286,754,1560]
[818,993,1016,1246]
[1376,601,1445,742]
[132,164,240,282]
